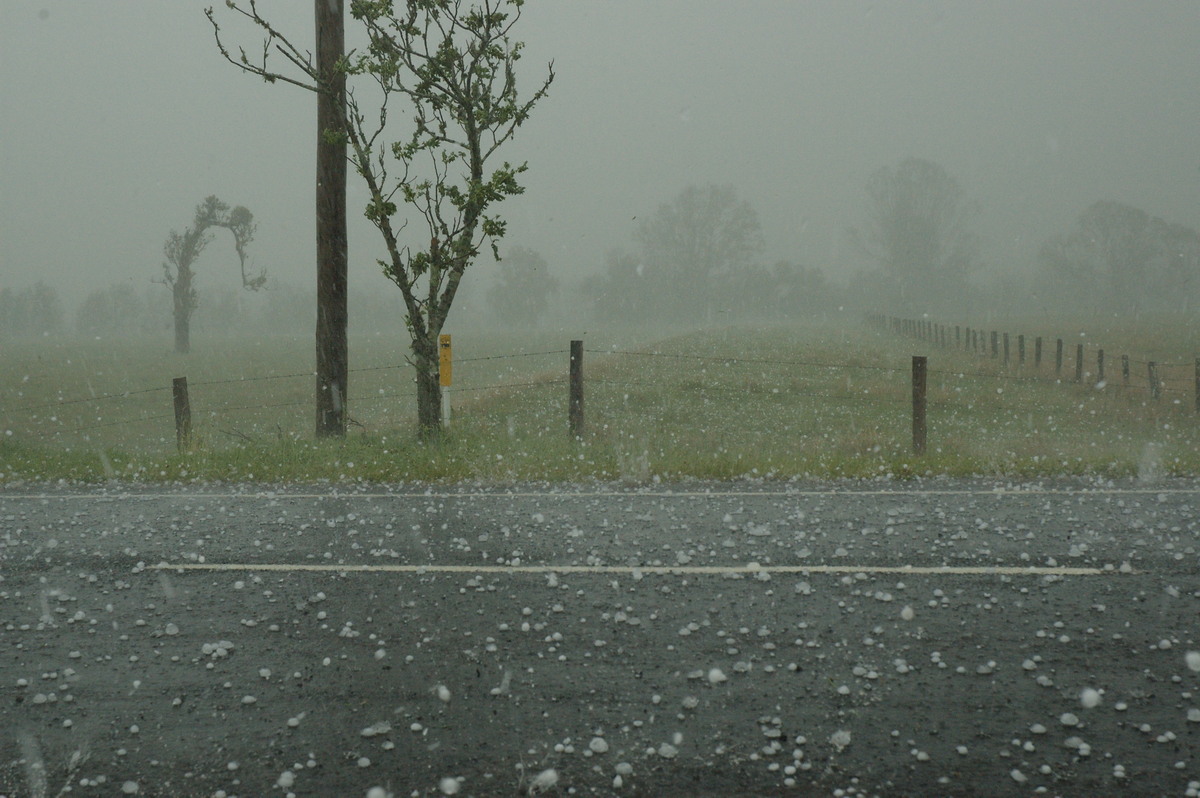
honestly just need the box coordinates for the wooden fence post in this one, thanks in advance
[1075,344,1084,383]
[1194,358,1200,413]
[1122,355,1130,386]
[912,355,927,455]
[1148,361,1160,400]
[1018,334,1025,366]
[1097,349,1105,384]
[1003,333,1010,365]
[172,376,191,451]
[1056,339,1064,376]
[1035,336,1042,368]
[569,340,584,438]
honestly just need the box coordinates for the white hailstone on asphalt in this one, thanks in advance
[707,668,727,685]
[121,781,139,794]
[277,771,295,789]
[589,737,609,754]
[615,762,633,776]
[830,730,851,751]
[900,605,915,621]
[365,788,389,798]
[357,756,371,767]
[1188,708,1200,723]
[1186,651,1200,672]
[1060,712,1080,727]
[1010,769,1027,784]
[528,768,559,793]
[438,776,461,795]
[436,684,452,703]
[360,721,392,737]
[1080,688,1102,708]
[657,742,678,758]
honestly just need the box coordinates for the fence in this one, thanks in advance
[869,314,1200,413]
[4,322,1197,462]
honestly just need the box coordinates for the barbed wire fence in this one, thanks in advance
[3,319,1196,457]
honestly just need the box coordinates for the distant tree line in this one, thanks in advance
[1037,200,1200,315]
[0,282,64,339]
[581,184,839,325]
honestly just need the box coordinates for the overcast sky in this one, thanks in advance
[3,1,1199,306]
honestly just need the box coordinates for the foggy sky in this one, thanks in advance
[3,1,1199,306]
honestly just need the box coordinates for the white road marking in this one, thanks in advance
[151,562,1117,576]
[6,487,1199,501]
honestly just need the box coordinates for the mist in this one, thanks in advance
[3,1,1199,324]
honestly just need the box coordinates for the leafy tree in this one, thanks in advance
[487,245,559,326]
[0,282,63,339]
[753,260,834,320]
[580,249,650,324]
[632,184,763,323]
[208,0,554,436]
[75,284,148,337]
[1156,220,1200,312]
[160,195,261,353]
[1039,200,1200,313]
[852,157,978,313]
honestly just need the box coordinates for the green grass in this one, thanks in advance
[2,319,1198,484]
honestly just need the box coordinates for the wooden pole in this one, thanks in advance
[1194,358,1199,413]
[1056,338,1064,376]
[912,355,927,455]
[1122,355,1130,387]
[1003,333,1010,365]
[1148,361,1160,399]
[1018,334,1025,366]
[315,0,348,437]
[1097,349,1105,384]
[569,340,584,438]
[1035,337,1043,368]
[172,377,191,451]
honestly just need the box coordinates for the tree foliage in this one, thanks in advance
[0,282,63,340]
[207,0,554,433]
[582,184,763,324]
[633,184,762,321]
[852,157,978,313]
[487,245,558,326]
[1039,200,1200,313]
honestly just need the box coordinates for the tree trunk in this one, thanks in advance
[172,282,191,354]
[173,308,190,354]
[413,335,442,438]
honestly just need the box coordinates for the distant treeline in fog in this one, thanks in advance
[5,171,1198,342]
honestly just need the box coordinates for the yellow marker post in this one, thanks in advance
[438,335,452,386]
[439,334,452,426]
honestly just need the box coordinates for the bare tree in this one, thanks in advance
[207,0,554,436]
[161,195,262,353]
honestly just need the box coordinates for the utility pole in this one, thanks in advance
[315,0,348,437]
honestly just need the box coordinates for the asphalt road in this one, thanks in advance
[1,478,1199,797]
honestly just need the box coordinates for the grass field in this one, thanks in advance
[2,317,1198,483]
